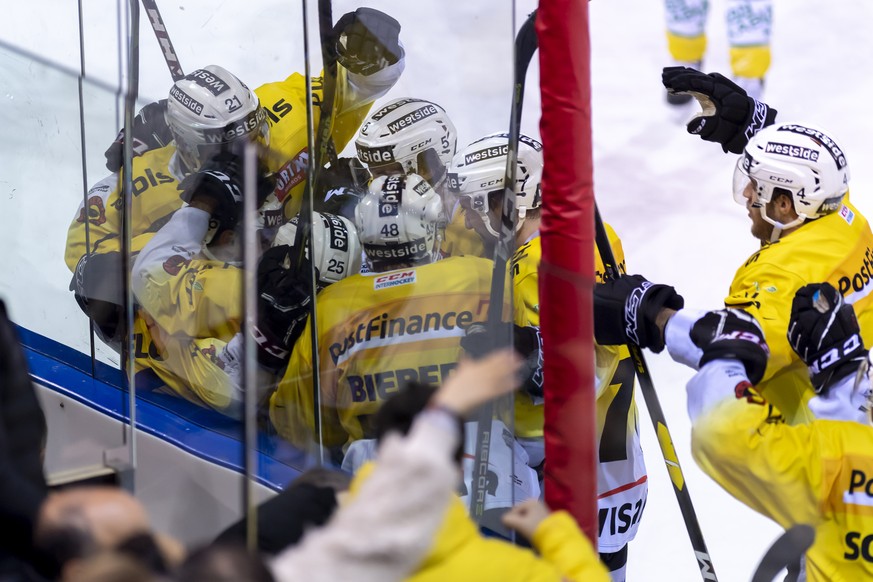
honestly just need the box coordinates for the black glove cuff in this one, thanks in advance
[699,339,769,385]
[723,99,777,154]
[808,336,868,392]
[626,283,684,353]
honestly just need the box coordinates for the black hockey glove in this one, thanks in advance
[461,322,543,397]
[334,8,403,76]
[594,274,684,353]
[314,156,369,221]
[254,245,314,371]
[104,99,173,172]
[788,283,868,393]
[179,152,245,232]
[661,66,778,154]
[69,251,125,345]
[688,310,769,385]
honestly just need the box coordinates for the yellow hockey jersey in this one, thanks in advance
[726,200,873,424]
[132,313,241,415]
[513,225,647,552]
[441,204,486,259]
[691,366,873,581]
[271,255,494,450]
[65,65,400,272]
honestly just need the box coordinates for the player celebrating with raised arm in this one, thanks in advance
[596,273,873,581]
[660,69,873,426]
[448,133,646,581]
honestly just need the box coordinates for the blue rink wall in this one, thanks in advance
[22,324,303,543]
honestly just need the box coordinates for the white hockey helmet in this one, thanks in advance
[355,98,457,187]
[273,212,362,287]
[447,132,543,238]
[355,173,444,271]
[733,122,850,234]
[167,65,269,174]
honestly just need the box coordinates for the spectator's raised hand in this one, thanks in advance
[501,498,551,540]
[431,349,521,417]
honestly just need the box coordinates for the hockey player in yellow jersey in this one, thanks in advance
[66,8,405,345]
[662,69,873,427]
[353,98,486,259]
[271,173,496,449]
[725,122,873,426]
[130,153,361,415]
[448,132,645,580]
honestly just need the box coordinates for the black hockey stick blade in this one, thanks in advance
[140,0,184,81]
[751,525,815,582]
[594,203,718,581]
[470,9,538,523]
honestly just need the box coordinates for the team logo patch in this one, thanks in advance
[764,142,819,163]
[162,254,190,276]
[274,149,308,200]
[373,270,416,290]
[77,195,107,226]
[840,204,855,225]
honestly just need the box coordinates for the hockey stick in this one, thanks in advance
[294,0,338,263]
[140,0,184,81]
[594,204,718,581]
[469,9,538,523]
[295,0,337,461]
[750,525,814,582]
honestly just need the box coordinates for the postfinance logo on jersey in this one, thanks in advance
[328,308,475,366]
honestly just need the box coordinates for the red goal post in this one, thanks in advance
[537,0,597,542]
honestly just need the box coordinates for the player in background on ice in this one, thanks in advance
[66,7,405,348]
[664,0,771,104]
[662,67,873,425]
[269,173,540,516]
[130,153,360,416]
[353,98,486,259]
[596,272,873,581]
[448,133,645,581]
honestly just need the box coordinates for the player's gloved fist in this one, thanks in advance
[688,310,769,385]
[179,152,245,230]
[594,274,685,353]
[788,283,868,392]
[254,245,313,371]
[661,66,777,154]
[334,8,403,76]
[461,322,543,397]
[104,99,173,172]
[315,157,369,221]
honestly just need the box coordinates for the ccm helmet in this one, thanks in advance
[355,98,457,187]
[273,212,362,287]
[167,65,269,174]
[733,122,850,234]
[447,132,543,238]
[355,173,444,271]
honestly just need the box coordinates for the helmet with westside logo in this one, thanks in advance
[733,122,850,232]
[355,98,457,187]
[447,132,543,238]
[273,212,362,287]
[167,65,269,174]
[355,173,444,271]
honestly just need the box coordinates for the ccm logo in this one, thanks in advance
[375,271,414,284]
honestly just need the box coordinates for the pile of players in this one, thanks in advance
[64,6,873,579]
